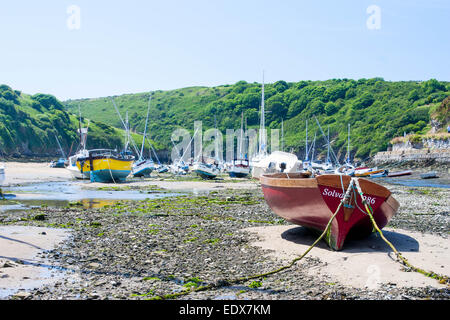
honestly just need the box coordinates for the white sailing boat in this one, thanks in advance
[67,106,90,179]
[251,71,270,179]
[251,71,301,179]
[193,120,220,179]
[170,127,198,175]
[192,157,220,179]
[228,112,250,178]
[132,94,155,177]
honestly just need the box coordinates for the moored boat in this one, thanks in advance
[260,173,399,250]
[228,159,250,178]
[76,149,134,183]
[420,171,438,179]
[132,93,156,178]
[387,170,412,177]
[354,167,385,177]
[369,169,389,178]
[252,151,302,179]
[132,159,155,177]
[193,159,220,179]
[49,158,67,168]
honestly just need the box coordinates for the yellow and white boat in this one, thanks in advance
[76,149,134,183]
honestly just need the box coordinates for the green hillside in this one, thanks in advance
[0,84,145,159]
[65,78,450,162]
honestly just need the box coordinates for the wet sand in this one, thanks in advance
[0,226,71,299]
[1,162,72,186]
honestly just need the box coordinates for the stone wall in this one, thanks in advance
[391,137,450,151]
[373,148,450,164]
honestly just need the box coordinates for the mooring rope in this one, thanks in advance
[106,153,118,184]
[353,178,449,285]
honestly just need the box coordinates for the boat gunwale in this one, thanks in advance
[260,172,318,188]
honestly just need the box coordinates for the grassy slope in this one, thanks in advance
[0,85,145,158]
[61,78,449,161]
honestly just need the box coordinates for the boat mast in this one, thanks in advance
[281,118,284,152]
[326,126,330,165]
[125,111,130,152]
[313,115,340,166]
[259,71,266,156]
[110,97,140,155]
[347,123,351,164]
[311,130,317,163]
[140,93,152,160]
[244,116,248,160]
[305,119,309,161]
[78,104,82,149]
[54,133,66,159]
[214,115,219,163]
[239,111,244,159]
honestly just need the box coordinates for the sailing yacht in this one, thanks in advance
[192,156,220,179]
[67,107,90,179]
[228,112,250,178]
[132,94,156,177]
[251,72,269,179]
[193,120,220,179]
[251,72,301,179]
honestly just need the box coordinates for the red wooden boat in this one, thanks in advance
[260,173,400,250]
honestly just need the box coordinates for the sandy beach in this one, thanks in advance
[0,226,71,299]
[247,225,449,289]
[0,161,449,300]
[1,162,72,186]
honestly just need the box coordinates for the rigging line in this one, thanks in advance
[313,115,341,166]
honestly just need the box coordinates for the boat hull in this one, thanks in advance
[387,170,412,177]
[193,163,219,179]
[90,169,131,183]
[132,160,154,177]
[77,156,133,183]
[420,171,438,179]
[194,169,217,179]
[67,165,90,179]
[228,166,250,178]
[229,171,249,178]
[260,173,399,250]
[133,167,152,177]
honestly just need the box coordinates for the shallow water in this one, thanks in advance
[373,176,450,189]
[1,180,182,210]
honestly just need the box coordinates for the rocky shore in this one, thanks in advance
[0,178,448,300]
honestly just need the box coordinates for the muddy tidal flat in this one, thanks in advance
[0,163,449,300]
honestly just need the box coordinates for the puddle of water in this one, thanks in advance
[374,177,450,189]
[1,181,183,212]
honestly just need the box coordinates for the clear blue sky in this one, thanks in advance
[1,0,449,100]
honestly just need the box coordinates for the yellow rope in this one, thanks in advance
[353,178,449,285]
